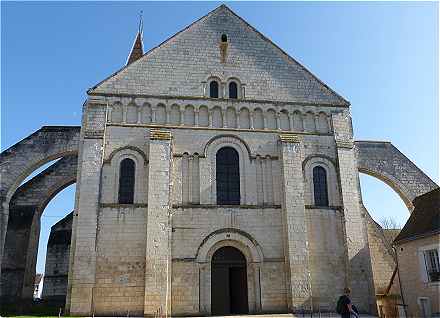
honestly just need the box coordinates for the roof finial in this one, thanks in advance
[138,10,143,37]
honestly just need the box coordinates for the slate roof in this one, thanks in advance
[89,5,349,106]
[394,188,440,244]
[126,31,144,65]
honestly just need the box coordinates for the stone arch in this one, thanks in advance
[266,109,277,130]
[239,107,250,129]
[211,106,223,128]
[252,108,264,130]
[226,107,237,128]
[141,102,152,124]
[0,126,80,280]
[303,155,340,206]
[317,112,329,133]
[155,103,166,124]
[102,146,148,204]
[203,135,253,205]
[2,154,78,301]
[304,111,316,132]
[195,228,263,263]
[195,229,263,315]
[207,76,223,98]
[198,105,209,127]
[170,104,181,125]
[184,105,195,126]
[355,141,438,210]
[293,110,304,131]
[125,101,138,124]
[226,77,241,99]
[279,109,290,131]
[110,102,123,123]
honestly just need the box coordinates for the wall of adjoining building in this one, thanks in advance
[42,212,72,303]
[396,235,439,318]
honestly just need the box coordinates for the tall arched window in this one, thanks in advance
[118,158,135,204]
[216,147,240,205]
[210,81,219,98]
[313,166,329,206]
[229,82,238,99]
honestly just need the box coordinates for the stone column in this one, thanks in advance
[279,133,311,312]
[332,110,375,314]
[68,98,106,316]
[144,129,172,317]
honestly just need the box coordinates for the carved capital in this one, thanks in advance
[279,133,301,143]
[150,129,172,141]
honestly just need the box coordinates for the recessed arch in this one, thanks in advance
[195,229,262,315]
[203,134,252,160]
[105,145,148,166]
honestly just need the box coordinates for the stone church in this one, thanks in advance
[0,4,438,317]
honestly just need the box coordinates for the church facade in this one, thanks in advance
[67,5,374,316]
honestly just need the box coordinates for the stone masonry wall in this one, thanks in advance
[42,212,73,302]
[396,235,440,317]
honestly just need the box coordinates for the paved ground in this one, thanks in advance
[81,314,378,318]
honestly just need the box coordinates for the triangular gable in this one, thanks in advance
[89,5,349,106]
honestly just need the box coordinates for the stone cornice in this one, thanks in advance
[88,92,349,109]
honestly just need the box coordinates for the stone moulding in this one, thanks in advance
[279,133,301,143]
[150,129,172,140]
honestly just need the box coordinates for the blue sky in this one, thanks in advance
[2,2,438,274]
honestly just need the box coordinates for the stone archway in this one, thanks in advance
[0,126,80,294]
[211,246,249,315]
[195,229,263,315]
[355,141,438,210]
[355,140,438,308]
[1,155,77,302]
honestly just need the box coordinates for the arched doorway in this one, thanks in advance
[211,246,248,315]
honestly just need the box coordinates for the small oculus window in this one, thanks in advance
[221,34,228,43]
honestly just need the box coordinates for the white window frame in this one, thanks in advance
[417,297,431,318]
[418,244,440,284]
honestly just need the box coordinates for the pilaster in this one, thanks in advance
[332,110,375,313]
[68,97,106,315]
[144,129,172,317]
[279,133,311,312]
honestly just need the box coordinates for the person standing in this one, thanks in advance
[336,287,359,318]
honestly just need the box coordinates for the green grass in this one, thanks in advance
[0,301,72,317]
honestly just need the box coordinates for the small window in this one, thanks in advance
[313,166,329,206]
[229,82,238,99]
[216,147,240,205]
[221,34,228,43]
[118,158,135,204]
[210,81,219,98]
[424,249,440,282]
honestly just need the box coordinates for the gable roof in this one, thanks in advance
[394,188,440,244]
[89,5,349,106]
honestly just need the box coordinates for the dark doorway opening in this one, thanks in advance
[211,246,248,315]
